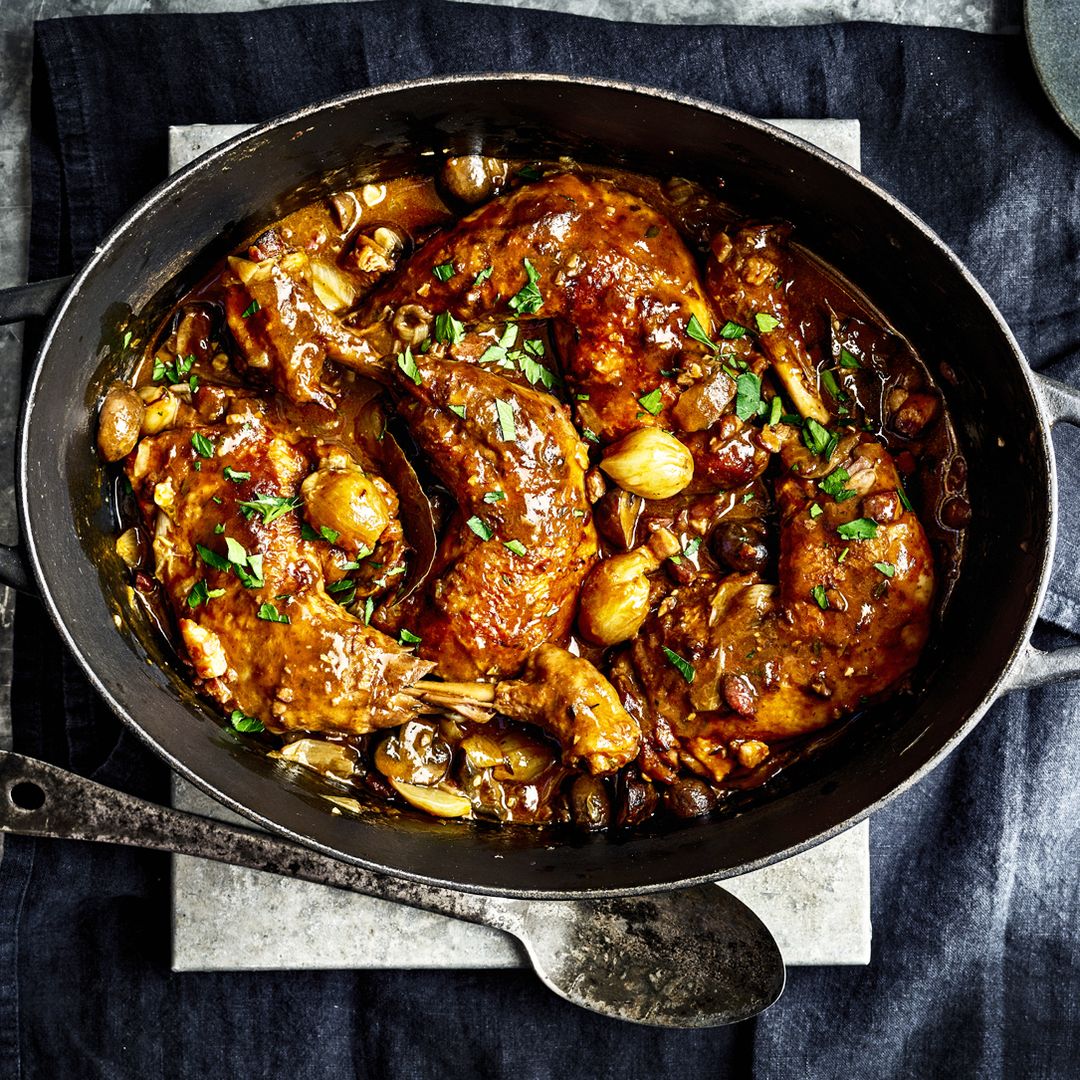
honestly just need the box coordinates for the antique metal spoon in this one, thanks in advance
[0,750,784,1027]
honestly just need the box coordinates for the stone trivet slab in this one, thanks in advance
[170,116,871,971]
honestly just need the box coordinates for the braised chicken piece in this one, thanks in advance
[353,173,715,442]
[629,433,934,782]
[707,223,830,423]
[127,391,432,734]
[386,353,598,680]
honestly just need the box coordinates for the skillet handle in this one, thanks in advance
[0,277,70,325]
[0,277,71,593]
[1003,372,1080,691]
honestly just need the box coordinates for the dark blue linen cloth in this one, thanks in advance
[6,2,1080,1076]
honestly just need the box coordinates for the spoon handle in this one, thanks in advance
[0,751,518,931]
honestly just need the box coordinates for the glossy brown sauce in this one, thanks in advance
[104,159,968,830]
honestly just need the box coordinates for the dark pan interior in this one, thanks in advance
[19,77,1050,897]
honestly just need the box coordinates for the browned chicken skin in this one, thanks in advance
[387,353,598,680]
[352,173,715,441]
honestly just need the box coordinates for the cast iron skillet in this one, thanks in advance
[2,75,1079,900]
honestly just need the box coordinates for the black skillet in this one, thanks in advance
[0,75,1078,906]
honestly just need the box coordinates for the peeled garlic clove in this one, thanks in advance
[140,390,180,435]
[577,548,657,646]
[279,738,355,781]
[598,428,694,500]
[310,259,357,314]
[389,777,472,818]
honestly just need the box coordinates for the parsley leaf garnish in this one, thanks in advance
[474,266,493,285]
[483,490,506,504]
[686,313,718,351]
[223,466,250,483]
[397,346,422,386]
[840,348,861,369]
[434,262,456,282]
[811,584,829,610]
[241,300,260,319]
[754,312,780,334]
[661,646,695,684]
[399,628,422,645]
[257,602,290,624]
[638,388,664,416]
[495,398,517,441]
[187,580,225,608]
[434,311,465,344]
[448,404,467,420]
[230,709,264,732]
[874,561,896,578]
[507,258,543,315]
[734,372,762,421]
[837,518,878,541]
[503,539,527,556]
[191,432,215,459]
[466,516,494,541]
[238,495,303,525]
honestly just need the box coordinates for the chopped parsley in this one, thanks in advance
[517,165,541,181]
[575,393,590,401]
[397,346,422,386]
[191,432,215,459]
[214,523,225,534]
[581,427,600,444]
[837,518,878,541]
[122,330,133,350]
[448,404,467,420]
[240,300,260,319]
[518,351,558,390]
[821,369,845,400]
[802,418,837,459]
[838,547,850,564]
[768,396,782,426]
[638,388,664,416]
[874,561,896,578]
[495,398,517,441]
[661,645,695,684]
[196,544,231,572]
[230,709,264,733]
[719,321,747,340]
[362,596,375,624]
[483,490,506,503]
[819,467,854,500]
[686,314,718,351]
[399,628,422,645]
[327,578,356,606]
[809,502,824,519]
[466,516,494,541]
[507,258,543,315]
[187,580,225,608]
[433,262,456,282]
[478,323,518,365]
[153,353,194,384]
[503,539,527,556]
[474,266,493,285]
[840,348,861,369]
[434,311,465,344]
[319,526,340,544]
[754,313,780,334]
[257,601,290,624]
[811,584,829,610]
[223,466,250,483]
[734,372,762,421]
[238,494,303,525]
[897,485,914,512]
